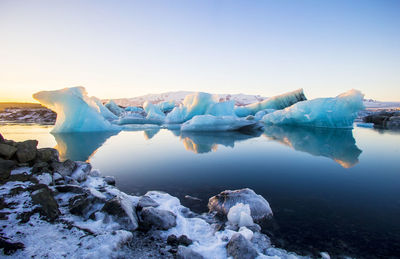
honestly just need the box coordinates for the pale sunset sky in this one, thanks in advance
[0,0,399,102]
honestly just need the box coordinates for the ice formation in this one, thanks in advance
[181,115,259,132]
[124,106,144,112]
[262,89,364,128]
[33,87,120,133]
[227,203,254,227]
[143,101,166,123]
[156,100,175,112]
[105,100,125,117]
[92,97,119,120]
[234,89,307,117]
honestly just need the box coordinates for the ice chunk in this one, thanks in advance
[156,100,175,112]
[124,106,144,112]
[92,97,118,120]
[165,92,217,123]
[205,100,236,116]
[143,101,166,123]
[105,100,124,116]
[33,87,120,133]
[181,115,258,132]
[235,89,306,117]
[227,203,254,227]
[254,109,276,121]
[262,89,364,128]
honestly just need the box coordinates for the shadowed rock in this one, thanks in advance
[139,207,177,230]
[226,233,258,259]
[30,185,60,221]
[0,143,17,159]
[16,140,38,163]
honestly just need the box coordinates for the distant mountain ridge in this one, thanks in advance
[105,91,266,107]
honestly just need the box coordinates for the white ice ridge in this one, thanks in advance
[33,87,120,133]
[234,88,307,117]
[262,89,364,128]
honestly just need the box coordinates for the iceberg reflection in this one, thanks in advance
[179,130,262,154]
[52,131,118,161]
[263,126,362,168]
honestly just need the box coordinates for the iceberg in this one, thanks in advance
[105,100,125,117]
[156,100,175,112]
[124,106,144,112]
[33,87,120,133]
[92,97,119,121]
[143,101,166,123]
[262,89,364,128]
[180,115,260,132]
[235,89,306,117]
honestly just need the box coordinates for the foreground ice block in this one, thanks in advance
[235,89,307,117]
[262,89,364,128]
[33,87,120,133]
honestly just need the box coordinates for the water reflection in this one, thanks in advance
[263,125,362,168]
[179,130,263,153]
[52,131,118,161]
[143,128,160,140]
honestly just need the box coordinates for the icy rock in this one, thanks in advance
[0,143,17,159]
[33,87,120,133]
[208,188,272,221]
[101,196,139,231]
[104,100,124,117]
[30,186,60,222]
[176,246,205,259]
[71,162,92,182]
[235,89,306,117]
[51,159,76,177]
[181,115,258,132]
[226,233,259,259]
[139,207,177,230]
[239,227,254,241]
[228,203,254,227]
[104,176,116,186]
[137,195,159,210]
[35,173,52,185]
[262,89,364,128]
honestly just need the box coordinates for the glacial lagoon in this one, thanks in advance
[1,123,399,257]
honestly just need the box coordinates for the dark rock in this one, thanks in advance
[104,176,116,186]
[102,196,138,230]
[69,194,94,216]
[208,188,273,221]
[176,246,204,259]
[226,233,258,259]
[8,172,35,183]
[363,111,400,129]
[36,148,59,163]
[51,159,76,177]
[30,185,60,221]
[137,195,159,210]
[56,184,87,194]
[16,140,38,163]
[0,143,17,159]
[0,237,25,255]
[0,133,4,143]
[31,161,50,175]
[178,235,193,246]
[0,158,17,181]
[139,207,177,230]
[167,234,179,246]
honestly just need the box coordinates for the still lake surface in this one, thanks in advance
[1,123,399,258]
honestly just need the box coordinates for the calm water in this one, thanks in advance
[1,123,399,258]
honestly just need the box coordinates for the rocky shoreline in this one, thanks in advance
[0,133,315,259]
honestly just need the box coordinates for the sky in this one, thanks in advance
[0,0,399,102]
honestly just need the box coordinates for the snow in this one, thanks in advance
[227,203,254,227]
[262,89,364,128]
[33,87,120,133]
[235,89,306,117]
[181,115,259,132]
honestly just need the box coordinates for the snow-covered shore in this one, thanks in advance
[0,134,318,259]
